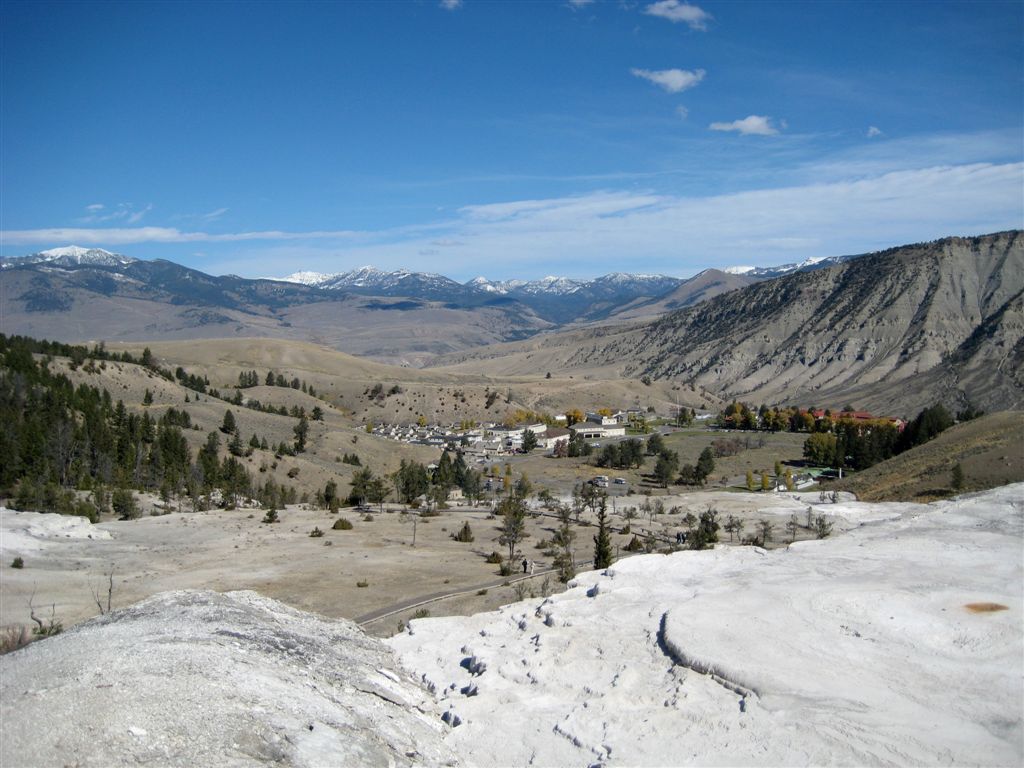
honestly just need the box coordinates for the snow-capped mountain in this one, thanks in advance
[278,270,337,286]
[724,253,856,279]
[1,245,137,270]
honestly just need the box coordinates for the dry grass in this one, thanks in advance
[0,625,31,655]
[834,412,1024,502]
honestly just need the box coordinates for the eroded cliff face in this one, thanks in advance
[626,231,1023,411]
[0,590,458,768]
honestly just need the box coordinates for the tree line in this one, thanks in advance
[0,334,298,519]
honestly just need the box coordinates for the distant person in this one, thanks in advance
[522,558,529,574]
[530,561,535,576]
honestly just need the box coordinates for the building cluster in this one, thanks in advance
[368,410,643,460]
[806,409,907,432]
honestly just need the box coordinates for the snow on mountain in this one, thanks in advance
[390,485,1023,766]
[2,245,136,269]
[513,276,581,295]
[277,270,336,286]
[465,276,505,293]
[724,253,855,279]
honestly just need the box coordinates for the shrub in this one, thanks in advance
[332,518,353,530]
[11,557,24,569]
[412,608,430,619]
[111,488,139,520]
[362,513,374,522]
[309,527,324,538]
[452,522,474,543]
[484,551,503,564]
[356,580,369,588]
[624,535,645,552]
[262,509,279,524]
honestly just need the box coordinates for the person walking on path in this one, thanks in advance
[522,558,529,574]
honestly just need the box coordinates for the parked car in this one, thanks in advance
[613,478,627,485]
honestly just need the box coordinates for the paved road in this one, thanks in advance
[354,564,575,627]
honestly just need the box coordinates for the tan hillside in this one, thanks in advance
[834,411,1024,501]
[114,338,717,425]
[0,266,551,367]
[431,232,1024,417]
[50,352,439,498]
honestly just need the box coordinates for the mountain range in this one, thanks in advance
[432,232,1024,415]
[0,246,761,362]
[2,233,1021,414]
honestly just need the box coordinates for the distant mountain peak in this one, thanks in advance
[278,270,336,286]
[2,245,136,270]
[39,245,115,259]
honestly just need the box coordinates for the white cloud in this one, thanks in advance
[709,115,780,136]
[252,162,1019,280]
[631,67,705,93]
[643,1,712,31]
[675,105,689,120]
[439,0,462,10]
[567,0,594,7]
[867,126,884,138]
[85,203,104,212]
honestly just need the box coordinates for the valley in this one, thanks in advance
[1,232,1022,768]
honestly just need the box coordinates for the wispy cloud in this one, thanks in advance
[175,207,230,223]
[77,202,153,224]
[0,227,363,246]
[567,0,594,8]
[675,105,689,120]
[245,162,1020,279]
[866,126,883,138]
[439,0,462,10]
[631,67,705,93]
[643,1,712,31]
[709,115,780,136]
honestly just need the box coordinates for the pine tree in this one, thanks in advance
[951,462,965,491]
[498,495,528,564]
[696,447,715,484]
[593,496,613,569]
[521,429,538,452]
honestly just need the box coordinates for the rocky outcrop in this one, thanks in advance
[0,590,457,767]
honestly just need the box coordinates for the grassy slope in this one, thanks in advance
[834,411,1024,501]
[111,338,719,425]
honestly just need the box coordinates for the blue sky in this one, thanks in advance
[2,0,1021,280]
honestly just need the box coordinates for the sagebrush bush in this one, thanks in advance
[333,518,353,530]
